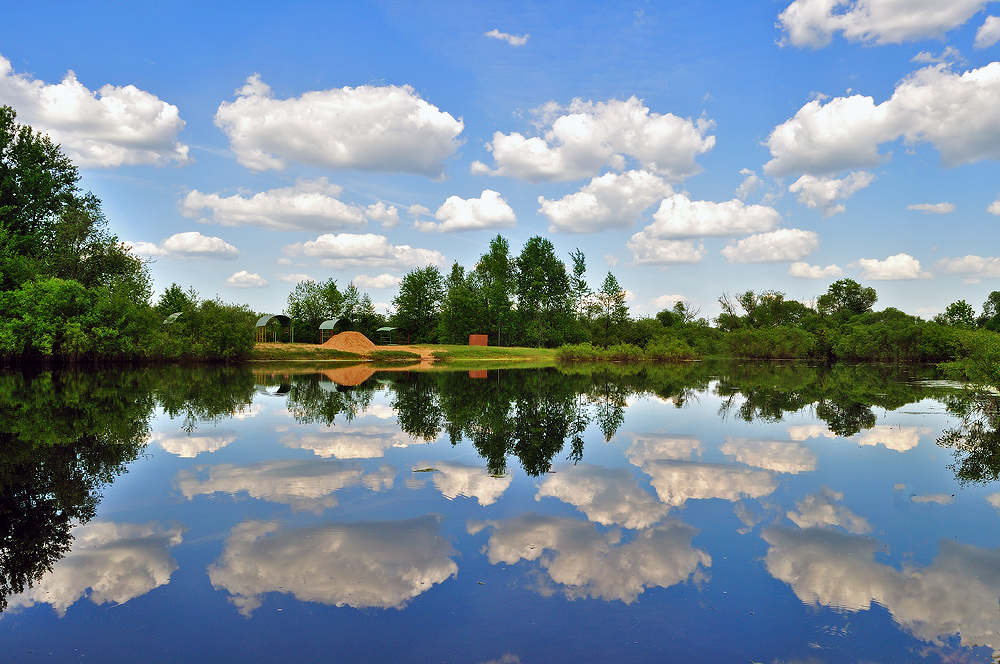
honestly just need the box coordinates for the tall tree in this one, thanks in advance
[474,235,516,346]
[515,236,571,347]
[393,266,444,343]
[595,272,628,346]
[285,278,343,343]
[817,279,877,319]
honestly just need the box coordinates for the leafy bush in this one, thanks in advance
[646,337,697,362]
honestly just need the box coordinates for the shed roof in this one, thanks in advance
[256,314,292,327]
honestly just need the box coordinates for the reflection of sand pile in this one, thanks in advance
[321,366,376,387]
[321,331,377,353]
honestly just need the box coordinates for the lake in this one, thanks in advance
[2,361,1000,663]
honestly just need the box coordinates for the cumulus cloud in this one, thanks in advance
[765,63,1000,175]
[788,171,875,216]
[280,426,431,459]
[6,521,183,615]
[787,487,872,534]
[353,273,402,289]
[976,15,1000,48]
[209,516,457,615]
[721,228,819,264]
[416,189,516,233]
[788,261,844,278]
[150,429,237,457]
[176,459,393,512]
[626,434,703,464]
[906,202,955,214]
[777,0,992,47]
[484,29,529,46]
[536,464,671,529]
[127,232,239,260]
[283,233,445,270]
[649,294,691,311]
[215,74,463,176]
[537,170,672,233]
[421,461,511,506]
[473,513,710,603]
[852,253,929,280]
[642,460,777,506]
[639,193,780,239]
[936,254,1000,279]
[627,236,706,266]
[787,424,838,441]
[763,526,1000,650]
[854,425,932,452]
[0,55,189,168]
[475,97,715,182]
[179,178,368,231]
[408,204,431,217]
[719,437,817,474]
[365,201,400,228]
[276,273,313,283]
[226,270,268,288]
[736,168,764,200]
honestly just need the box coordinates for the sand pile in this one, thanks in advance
[321,366,376,387]
[321,331,377,353]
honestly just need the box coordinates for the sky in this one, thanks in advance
[3,0,1000,320]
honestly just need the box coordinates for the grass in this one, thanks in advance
[249,342,362,361]
[248,341,558,369]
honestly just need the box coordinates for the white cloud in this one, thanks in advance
[907,202,955,214]
[151,429,237,457]
[764,526,1000,650]
[735,168,764,200]
[642,460,777,506]
[627,236,706,266]
[787,487,872,534]
[626,433,703,464]
[976,15,1000,48]
[484,29,529,46]
[176,459,393,512]
[408,203,431,217]
[473,514,710,603]
[777,0,992,47]
[276,273,313,283]
[179,178,367,231]
[854,425,932,451]
[721,228,819,264]
[649,295,691,312]
[789,261,844,278]
[936,254,1000,279]
[787,424,838,441]
[789,171,875,216]
[537,170,672,233]
[852,253,930,280]
[476,97,715,182]
[283,233,445,270]
[209,516,457,615]
[417,189,517,233]
[365,201,400,228]
[640,193,780,239]
[537,464,671,529]
[353,273,402,289]
[7,521,183,615]
[766,63,1000,175]
[912,493,954,504]
[422,461,511,506]
[0,55,189,168]
[719,437,817,474]
[215,74,464,175]
[127,231,240,260]
[226,270,268,288]
[280,426,430,458]
[912,46,965,65]
[988,193,1000,215]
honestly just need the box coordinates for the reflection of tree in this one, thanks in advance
[283,373,376,427]
[153,364,257,433]
[938,390,1000,485]
[0,371,152,612]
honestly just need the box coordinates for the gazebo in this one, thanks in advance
[255,314,294,343]
[318,318,353,343]
[376,326,401,345]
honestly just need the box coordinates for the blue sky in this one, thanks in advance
[4,0,1000,319]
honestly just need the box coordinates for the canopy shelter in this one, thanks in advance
[255,314,294,343]
[376,326,403,345]
[318,318,354,343]
[162,312,183,325]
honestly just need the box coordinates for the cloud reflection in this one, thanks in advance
[280,425,429,458]
[763,526,1000,650]
[719,437,817,473]
[625,433,703,464]
[787,487,872,534]
[471,513,709,603]
[209,516,457,615]
[421,461,511,506]
[642,460,777,506]
[151,429,237,457]
[176,459,394,512]
[536,464,669,529]
[6,521,184,616]
[854,425,932,452]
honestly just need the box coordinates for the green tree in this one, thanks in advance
[393,266,444,343]
[934,300,976,327]
[515,236,571,347]
[595,272,629,346]
[817,279,877,319]
[285,278,343,343]
[978,291,1000,331]
[474,235,516,346]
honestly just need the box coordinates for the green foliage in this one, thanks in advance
[285,278,343,344]
[723,325,817,359]
[515,236,572,347]
[393,266,444,343]
[646,337,697,362]
[817,278,877,319]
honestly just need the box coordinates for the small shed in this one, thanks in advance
[469,334,488,346]
[377,326,400,345]
[256,314,294,343]
[319,318,354,343]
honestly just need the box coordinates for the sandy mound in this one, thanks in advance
[321,330,377,353]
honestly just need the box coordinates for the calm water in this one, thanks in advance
[3,361,1000,663]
